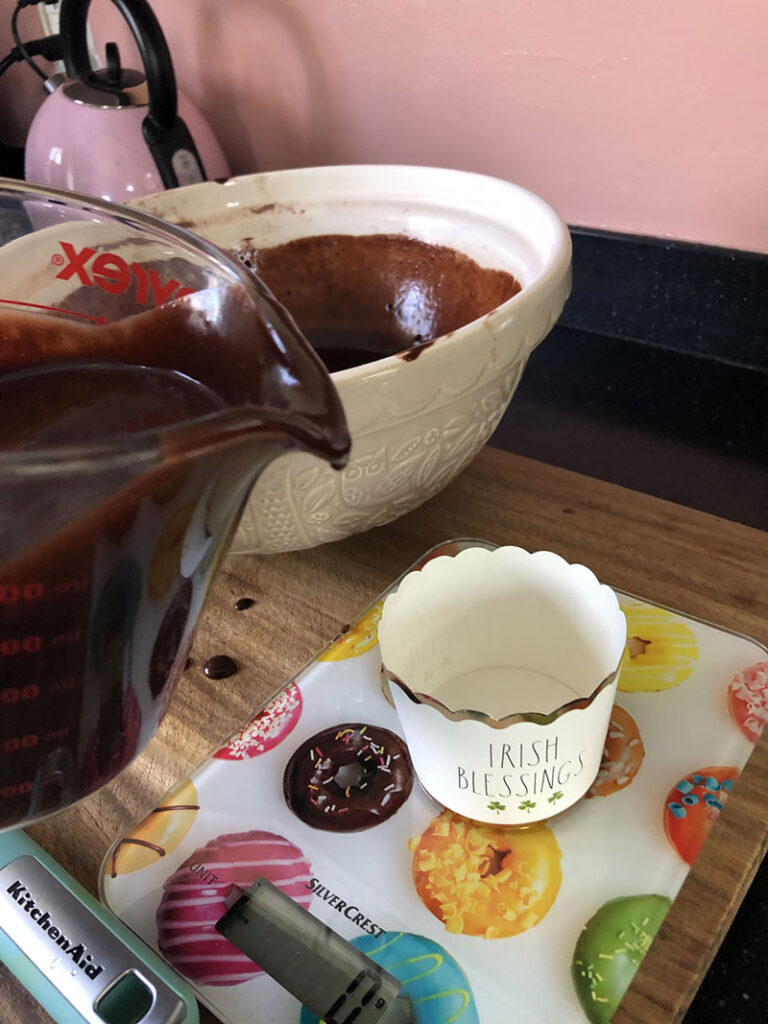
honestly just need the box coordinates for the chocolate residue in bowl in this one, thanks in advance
[234,234,521,373]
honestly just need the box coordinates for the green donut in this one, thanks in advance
[572,894,671,1024]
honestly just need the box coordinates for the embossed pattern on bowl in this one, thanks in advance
[131,166,572,553]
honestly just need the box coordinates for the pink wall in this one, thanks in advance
[3,0,767,252]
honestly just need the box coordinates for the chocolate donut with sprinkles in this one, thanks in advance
[283,723,414,831]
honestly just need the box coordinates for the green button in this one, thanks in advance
[94,970,154,1024]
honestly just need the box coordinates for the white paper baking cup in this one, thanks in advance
[378,546,627,825]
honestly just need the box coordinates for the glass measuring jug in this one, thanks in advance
[0,180,350,831]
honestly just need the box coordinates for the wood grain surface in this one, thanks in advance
[3,447,767,1024]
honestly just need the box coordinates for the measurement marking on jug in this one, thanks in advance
[2,685,40,704]
[1,782,32,799]
[0,578,88,604]
[48,678,77,695]
[44,728,70,743]
[0,298,105,324]
[2,735,39,753]
[53,577,89,596]
[50,629,82,648]
[0,583,45,604]
[0,636,43,656]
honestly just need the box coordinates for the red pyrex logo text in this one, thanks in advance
[52,241,195,307]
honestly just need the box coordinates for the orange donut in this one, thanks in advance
[587,705,645,798]
[409,810,561,939]
[663,766,738,865]
[411,542,463,572]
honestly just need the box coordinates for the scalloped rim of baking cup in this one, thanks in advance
[384,665,620,727]
[378,546,627,825]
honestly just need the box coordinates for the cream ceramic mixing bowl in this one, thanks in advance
[131,165,572,554]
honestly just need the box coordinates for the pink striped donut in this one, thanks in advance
[156,830,312,986]
[728,662,768,743]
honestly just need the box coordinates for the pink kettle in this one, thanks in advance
[25,0,230,203]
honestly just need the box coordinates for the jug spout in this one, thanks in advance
[164,404,350,472]
[145,279,351,469]
[232,274,352,470]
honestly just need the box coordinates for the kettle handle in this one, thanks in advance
[59,0,207,188]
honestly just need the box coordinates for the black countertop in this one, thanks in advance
[492,324,767,532]
[489,236,768,1022]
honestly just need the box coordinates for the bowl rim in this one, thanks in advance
[378,543,627,724]
[131,164,573,381]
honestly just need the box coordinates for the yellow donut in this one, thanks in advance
[618,603,698,693]
[109,779,199,876]
[319,600,383,661]
[409,810,562,939]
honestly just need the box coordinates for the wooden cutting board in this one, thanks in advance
[4,447,768,1024]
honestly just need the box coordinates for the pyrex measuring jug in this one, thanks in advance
[0,180,350,831]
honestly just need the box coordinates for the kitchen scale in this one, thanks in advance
[97,540,768,1024]
[0,829,416,1024]
[0,830,198,1024]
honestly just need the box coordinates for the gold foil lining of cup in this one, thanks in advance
[383,663,622,729]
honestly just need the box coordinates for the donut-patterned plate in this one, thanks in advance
[100,539,768,1024]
